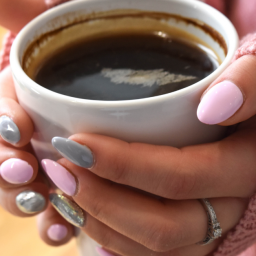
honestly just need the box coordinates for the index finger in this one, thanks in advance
[51,131,256,200]
[0,66,18,101]
[0,67,34,146]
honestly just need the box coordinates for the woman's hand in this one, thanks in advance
[43,129,249,256]
[2,0,256,254]
[41,55,256,255]
[0,0,47,34]
[0,66,77,245]
[0,0,76,246]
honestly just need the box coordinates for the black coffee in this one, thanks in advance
[35,32,219,101]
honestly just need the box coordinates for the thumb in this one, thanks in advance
[0,0,47,33]
[197,55,256,126]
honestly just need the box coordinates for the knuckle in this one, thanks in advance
[163,170,196,199]
[109,158,128,183]
[89,199,105,219]
[104,145,131,183]
[142,223,179,252]
[163,149,196,199]
[151,235,170,252]
[95,229,113,249]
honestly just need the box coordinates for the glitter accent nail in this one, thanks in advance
[49,193,85,227]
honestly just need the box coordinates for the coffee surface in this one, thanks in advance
[35,32,219,101]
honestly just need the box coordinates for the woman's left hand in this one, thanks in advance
[41,55,256,256]
[42,131,249,256]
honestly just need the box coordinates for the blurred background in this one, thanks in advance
[0,26,79,256]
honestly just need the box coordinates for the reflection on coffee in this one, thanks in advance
[34,31,219,101]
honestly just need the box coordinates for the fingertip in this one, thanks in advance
[0,158,33,185]
[47,224,68,242]
[37,204,74,246]
[0,180,48,217]
[0,98,34,147]
[0,115,20,144]
[51,136,94,169]
[16,190,46,214]
[197,81,244,125]
[41,159,77,197]
[198,55,256,126]
[0,150,39,188]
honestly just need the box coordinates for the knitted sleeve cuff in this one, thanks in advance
[214,194,256,256]
[233,33,256,62]
[0,31,16,71]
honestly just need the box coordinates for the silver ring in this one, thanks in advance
[197,199,222,246]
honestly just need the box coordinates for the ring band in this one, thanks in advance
[197,199,222,246]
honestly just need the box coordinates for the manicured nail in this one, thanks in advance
[47,224,68,241]
[16,190,46,214]
[197,81,243,125]
[96,247,118,256]
[41,159,76,196]
[0,115,20,144]
[52,137,94,168]
[0,158,33,184]
[49,193,85,227]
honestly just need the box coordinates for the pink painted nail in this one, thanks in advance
[0,158,33,184]
[41,159,76,196]
[197,81,243,125]
[96,247,119,256]
[47,224,68,241]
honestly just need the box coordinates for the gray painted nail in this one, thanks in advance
[0,115,20,144]
[52,137,94,168]
[49,193,85,227]
[16,190,46,214]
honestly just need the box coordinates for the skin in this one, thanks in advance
[0,0,77,246]
[1,0,256,254]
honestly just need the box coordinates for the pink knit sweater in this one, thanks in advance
[1,1,256,256]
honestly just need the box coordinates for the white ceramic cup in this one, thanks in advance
[10,1,238,254]
[10,0,238,162]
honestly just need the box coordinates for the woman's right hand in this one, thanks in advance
[0,0,76,246]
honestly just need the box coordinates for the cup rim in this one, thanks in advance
[10,0,239,107]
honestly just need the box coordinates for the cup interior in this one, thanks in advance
[11,0,238,104]
[9,0,239,152]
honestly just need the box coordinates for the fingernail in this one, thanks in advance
[0,158,33,184]
[49,193,85,227]
[47,224,68,241]
[0,115,20,144]
[16,190,46,214]
[52,137,94,168]
[197,81,243,125]
[96,247,118,256]
[41,159,76,196]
